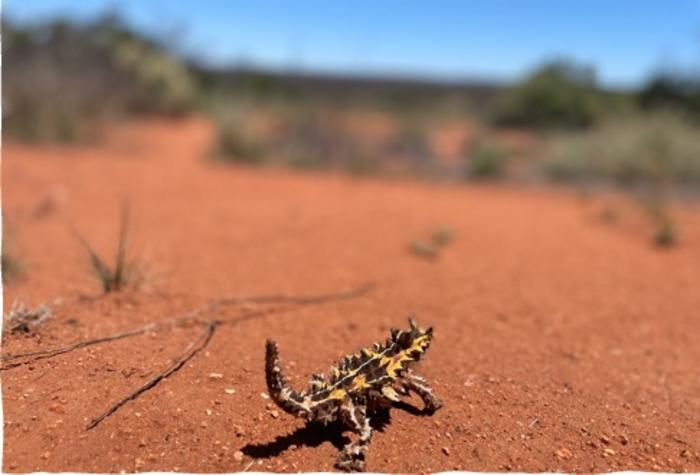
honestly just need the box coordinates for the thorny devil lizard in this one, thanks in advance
[265,318,443,471]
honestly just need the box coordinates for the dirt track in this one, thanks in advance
[3,117,700,472]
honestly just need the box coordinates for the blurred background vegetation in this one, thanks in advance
[3,14,699,194]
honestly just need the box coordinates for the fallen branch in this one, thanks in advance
[217,281,375,306]
[85,320,217,430]
[0,282,374,371]
[0,304,214,370]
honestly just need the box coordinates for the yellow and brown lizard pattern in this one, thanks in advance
[265,318,443,471]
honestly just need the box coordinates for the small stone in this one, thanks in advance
[603,448,616,457]
[555,448,572,460]
[209,373,224,380]
[442,447,450,456]
[206,409,213,416]
[200,422,208,428]
[265,403,274,410]
[619,434,629,445]
[261,393,270,399]
[138,439,147,448]
[234,450,244,462]
[270,410,279,419]
[601,435,611,445]
[234,426,245,437]
[40,451,50,460]
[224,389,236,395]
[49,403,65,414]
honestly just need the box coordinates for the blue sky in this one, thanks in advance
[4,0,699,87]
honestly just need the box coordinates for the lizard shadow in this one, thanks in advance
[241,401,432,460]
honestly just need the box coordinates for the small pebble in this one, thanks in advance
[270,410,279,419]
[224,389,236,395]
[209,373,224,380]
[233,450,244,462]
[603,448,616,457]
[555,448,572,460]
[442,447,450,456]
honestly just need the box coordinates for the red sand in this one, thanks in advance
[3,117,700,472]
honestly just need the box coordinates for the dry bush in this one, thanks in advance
[69,205,143,293]
[3,300,52,335]
[543,113,700,188]
[3,16,198,142]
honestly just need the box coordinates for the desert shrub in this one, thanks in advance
[639,73,700,117]
[385,120,433,162]
[2,235,23,284]
[211,105,266,164]
[639,196,678,248]
[3,301,52,335]
[216,126,266,164]
[493,60,602,129]
[542,113,700,187]
[2,15,198,142]
[69,205,140,293]
[465,139,512,179]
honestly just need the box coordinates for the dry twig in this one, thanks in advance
[86,320,217,430]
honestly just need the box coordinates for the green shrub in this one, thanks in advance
[639,73,700,117]
[542,113,700,187]
[466,140,512,179]
[3,15,198,142]
[493,60,601,129]
[2,244,23,284]
[215,123,265,164]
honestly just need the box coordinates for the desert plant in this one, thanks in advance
[215,125,266,164]
[409,227,454,260]
[431,227,454,247]
[69,204,136,292]
[493,60,602,129]
[408,240,438,259]
[3,15,198,142]
[542,113,700,187]
[386,120,433,162]
[466,139,512,179]
[639,72,700,118]
[2,233,23,284]
[640,196,678,248]
[3,300,52,335]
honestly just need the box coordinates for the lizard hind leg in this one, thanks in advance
[403,372,443,414]
[335,399,373,472]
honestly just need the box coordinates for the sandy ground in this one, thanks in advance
[3,117,700,472]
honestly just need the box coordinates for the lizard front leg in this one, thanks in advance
[335,398,373,472]
[403,371,443,414]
